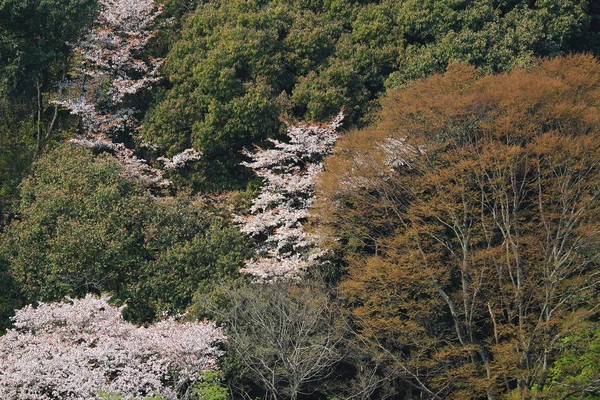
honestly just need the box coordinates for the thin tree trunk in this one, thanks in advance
[35,76,43,159]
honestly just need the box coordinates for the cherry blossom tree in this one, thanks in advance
[0,294,226,400]
[54,0,200,186]
[54,0,163,136]
[235,112,343,281]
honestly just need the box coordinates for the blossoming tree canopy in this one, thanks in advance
[54,0,164,136]
[0,294,226,400]
[236,111,343,281]
[53,0,201,187]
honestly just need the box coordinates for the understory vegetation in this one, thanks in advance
[1,0,599,399]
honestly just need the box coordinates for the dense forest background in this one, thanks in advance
[1,0,600,399]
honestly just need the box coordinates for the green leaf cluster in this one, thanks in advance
[0,0,97,95]
[546,322,600,399]
[0,144,252,323]
[143,0,598,189]
[188,371,229,400]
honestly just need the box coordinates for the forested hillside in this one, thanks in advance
[1,0,599,399]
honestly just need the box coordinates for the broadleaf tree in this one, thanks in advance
[142,0,599,189]
[0,144,251,324]
[317,55,600,398]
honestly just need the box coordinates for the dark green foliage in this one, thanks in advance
[0,0,97,133]
[0,0,98,225]
[128,208,252,322]
[0,0,97,94]
[0,257,21,334]
[143,0,598,189]
[2,145,143,302]
[0,102,37,227]
[0,144,252,324]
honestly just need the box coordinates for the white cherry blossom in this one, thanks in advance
[0,294,225,400]
[236,112,343,281]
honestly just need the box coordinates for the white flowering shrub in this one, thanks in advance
[235,112,343,281]
[0,294,225,400]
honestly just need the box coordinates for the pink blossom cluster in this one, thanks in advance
[157,148,202,171]
[70,134,170,187]
[70,135,201,187]
[54,0,164,136]
[56,0,201,186]
[0,294,226,400]
[236,112,343,281]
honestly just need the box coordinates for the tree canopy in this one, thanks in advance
[0,294,225,399]
[317,54,600,398]
[2,0,600,398]
[142,0,599,189]
[0,144,251,323]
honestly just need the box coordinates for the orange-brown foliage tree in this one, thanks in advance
[316,55,600,399]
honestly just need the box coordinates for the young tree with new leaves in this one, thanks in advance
[0,294,226,400]
[194,279,348,400]
[236,112,343,281]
